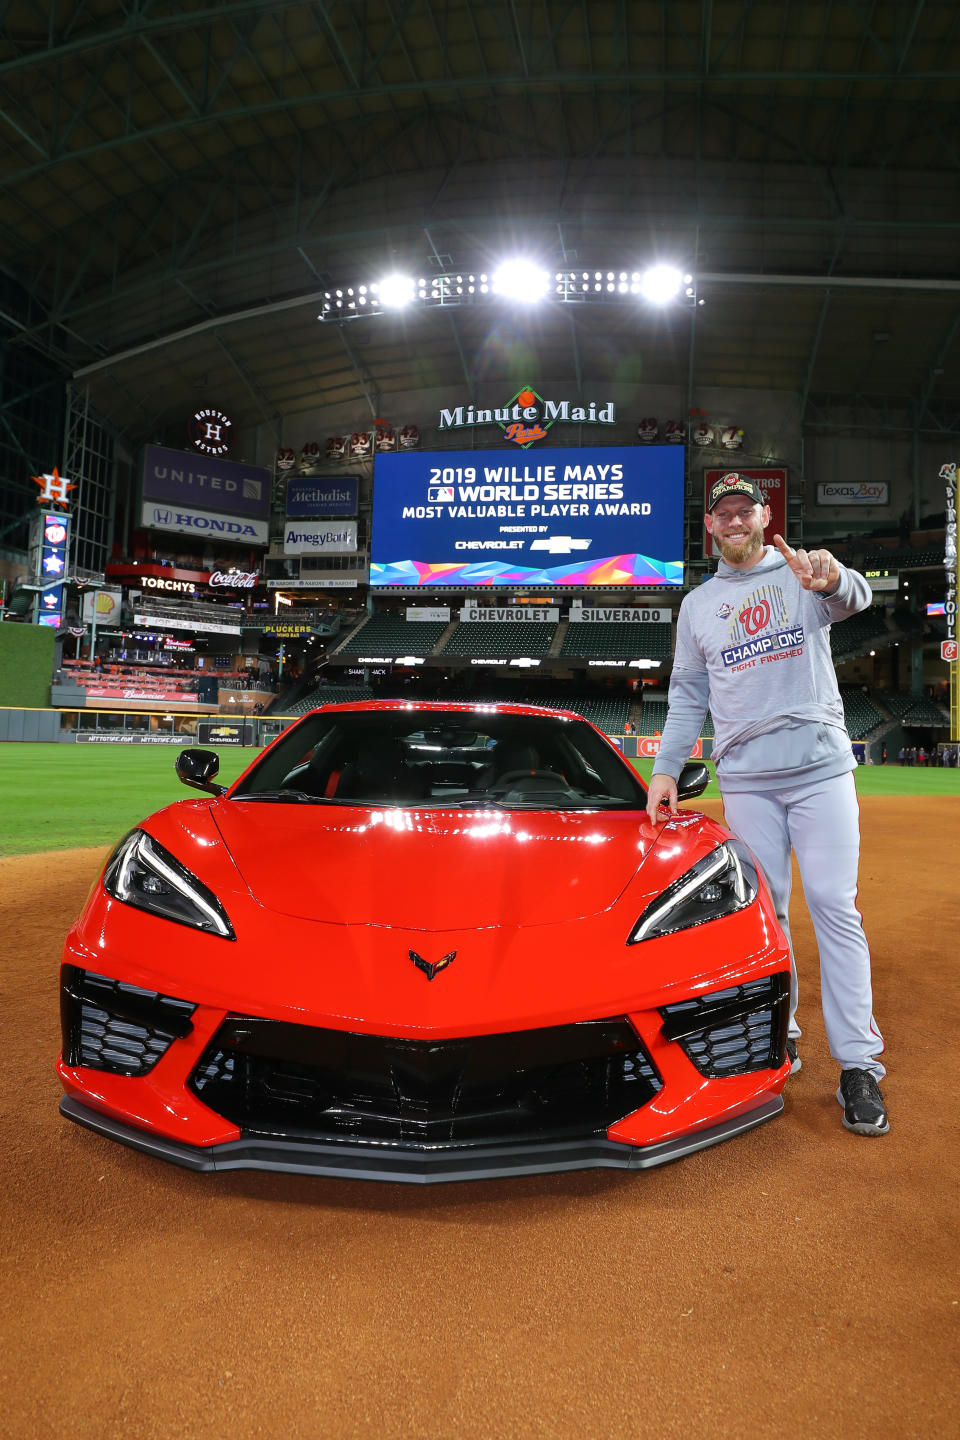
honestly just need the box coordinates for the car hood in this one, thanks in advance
[211,800,657,928]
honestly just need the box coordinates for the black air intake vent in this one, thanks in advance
[659,973,789,1078]
[60,965,195,1077]
[190,1016,662,1147]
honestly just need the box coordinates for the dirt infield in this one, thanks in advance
[2,797,958,1440]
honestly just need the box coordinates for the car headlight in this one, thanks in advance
[103,830,235,939]
[628,841,758,944]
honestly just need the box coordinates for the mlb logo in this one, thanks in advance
[942,640,958,663]
[428,486,454,502]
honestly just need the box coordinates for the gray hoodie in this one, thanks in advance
[651,546,873,793]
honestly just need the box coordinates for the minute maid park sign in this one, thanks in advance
[438,385,615,449]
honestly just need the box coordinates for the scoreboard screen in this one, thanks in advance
[369,445,684,588]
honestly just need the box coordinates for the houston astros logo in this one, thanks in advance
[32,467,75,508]
[408,949,457,981]
[739,599,771,636]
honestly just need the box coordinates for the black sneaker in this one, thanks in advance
[785,1038,802,1074]
[837,1068,889,1136]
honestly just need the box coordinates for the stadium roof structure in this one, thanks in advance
[2,1,960,446]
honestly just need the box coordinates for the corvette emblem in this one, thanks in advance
[409,949,456,981]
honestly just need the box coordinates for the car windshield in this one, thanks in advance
[230,709,646,810]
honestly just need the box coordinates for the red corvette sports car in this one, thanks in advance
[58,701,792,1183]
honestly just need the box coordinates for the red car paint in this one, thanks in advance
[57,701,791,1181]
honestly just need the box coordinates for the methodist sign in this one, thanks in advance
[286,476,359,517]
[370,445,684,588]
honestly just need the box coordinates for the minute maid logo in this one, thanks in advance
[438,387,616,449]
[720,583,805,669]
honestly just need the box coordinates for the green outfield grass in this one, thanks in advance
[0,742,957,858]
[0,744,255,856]
[628,756,960,799]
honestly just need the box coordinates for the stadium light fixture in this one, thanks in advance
[319,260,698,321]
[639,265,685,304]
[376,273,416,309]
[491,259,551,303]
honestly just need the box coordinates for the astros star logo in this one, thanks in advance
[32,467,75,508]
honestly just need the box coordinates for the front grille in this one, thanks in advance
[659,973,789,1077]
[189,1016,662,1147]
[60,965,196,1077]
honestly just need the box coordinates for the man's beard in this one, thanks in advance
[715,529,764,565]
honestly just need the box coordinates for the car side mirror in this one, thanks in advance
[176,747,225,795]
[676,761,710,802]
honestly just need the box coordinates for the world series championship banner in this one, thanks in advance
[369,445,684,588]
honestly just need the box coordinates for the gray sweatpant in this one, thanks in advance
[720,770,885,1080]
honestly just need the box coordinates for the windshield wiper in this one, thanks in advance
[231,789,331,803]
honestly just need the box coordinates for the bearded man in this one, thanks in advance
[645,473,889,1136]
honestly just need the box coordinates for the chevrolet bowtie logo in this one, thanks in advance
[409,949,456,981]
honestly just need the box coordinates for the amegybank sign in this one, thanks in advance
[284,520,358,555]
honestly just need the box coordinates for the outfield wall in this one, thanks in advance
[0,707,294,746]
[0,706,715,757]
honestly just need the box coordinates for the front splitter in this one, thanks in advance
[60,1093,783,1184]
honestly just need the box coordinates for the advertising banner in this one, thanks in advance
[370,446,684,587]
[460,606,560,622]
[406,607,451,621]
[141,499,269,546]
[75,733,194,744]
[86,685,199,703]
[37,510,71,628]
[142,444,271,518]
[569,606,671,622]
[82,589,122,623]
[817,482,889,505]
[266,577,360,589]
[133,611,241,635]
[286,475,359,517]
[198,721,253,746]
[283,520,358,556]
[704,468,787,559]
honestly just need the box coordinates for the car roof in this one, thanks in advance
[300,699,586,722]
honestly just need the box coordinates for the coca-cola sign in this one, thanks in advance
[208,569,258,589]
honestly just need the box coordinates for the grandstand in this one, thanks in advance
[829,609,891,658]
[636,696,713,738]
[863,546,945,570]
[335,615,449,656]
[840,688,884,740]
[276,684,374,718]
[440,622,556,658]
[525,694,630,733]
[560,623,672,661]
[637,699,669,735]
[880,691,950,728]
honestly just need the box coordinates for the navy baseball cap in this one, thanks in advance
[706,472,767,511]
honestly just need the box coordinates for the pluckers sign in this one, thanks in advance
[438,386,616,449]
